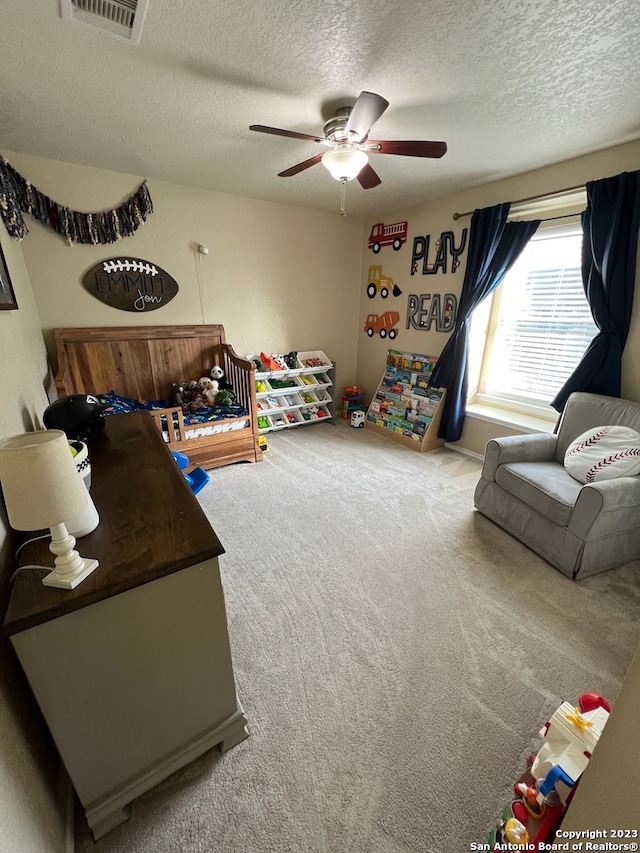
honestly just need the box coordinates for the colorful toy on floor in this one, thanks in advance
[488,692,610,850]
[342,385,364,420]
[171,451,210,495]
[351,410,365,428]
[530,693,610,806]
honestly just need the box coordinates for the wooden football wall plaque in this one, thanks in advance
[82,257,179,312]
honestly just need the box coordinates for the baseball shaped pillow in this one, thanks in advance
[564,425,640,484]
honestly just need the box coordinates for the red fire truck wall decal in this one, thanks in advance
[368,221,408,253]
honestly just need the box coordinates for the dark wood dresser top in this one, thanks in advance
[4,412,224,635]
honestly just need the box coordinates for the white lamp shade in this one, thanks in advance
[0,429,88,531]
[321,145,368,181]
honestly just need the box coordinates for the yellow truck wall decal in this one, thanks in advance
[367,265,403,298]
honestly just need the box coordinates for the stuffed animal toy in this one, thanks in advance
[198,376,219,406]
[172,382,185,407]
[181,379,205,412]
[210,364,224,383]
[215,389,235,406]
[210,363,233,391]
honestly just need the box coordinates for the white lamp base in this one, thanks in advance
[42,557,100,589]
[43,522,100,589]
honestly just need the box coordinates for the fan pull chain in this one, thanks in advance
[340,179,347,217]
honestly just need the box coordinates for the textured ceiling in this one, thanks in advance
[1,0,640,218]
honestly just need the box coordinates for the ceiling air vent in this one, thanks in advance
[60,0,149,45]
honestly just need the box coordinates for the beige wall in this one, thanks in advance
[356,139,640,455]
[3,151,363,396]
[0,230,67,852]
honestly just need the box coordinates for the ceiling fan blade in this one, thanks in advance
[278,153,324,177]
[366,139,447,158]
[344,91,389,142]
[249,124,325,144]
[357,163,382,190]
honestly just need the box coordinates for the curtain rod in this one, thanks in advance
[451,182,586,220]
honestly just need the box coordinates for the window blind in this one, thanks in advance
[482,229,598,407]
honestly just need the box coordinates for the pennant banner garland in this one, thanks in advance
[0,156,153,245]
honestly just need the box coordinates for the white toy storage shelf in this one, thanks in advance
[250,350,334,434]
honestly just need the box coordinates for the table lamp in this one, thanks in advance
[0,429,99,589]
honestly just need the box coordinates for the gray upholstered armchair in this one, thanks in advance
[474,392,640,579]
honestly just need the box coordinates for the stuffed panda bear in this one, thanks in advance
[210,364,236,405]
[210,364,227,387]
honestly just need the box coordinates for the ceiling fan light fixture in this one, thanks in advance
[321,145,368,182]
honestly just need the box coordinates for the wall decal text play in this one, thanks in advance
[411,229,468,275]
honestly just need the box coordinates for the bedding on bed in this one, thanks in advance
[97,391,249,439]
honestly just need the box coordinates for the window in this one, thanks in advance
[469,222,598,420]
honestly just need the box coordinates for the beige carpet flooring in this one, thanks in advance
[76,420,640,852]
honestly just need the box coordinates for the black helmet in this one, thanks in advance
[43,394,109,442]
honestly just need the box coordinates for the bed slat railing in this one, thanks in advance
[221,342,258,420]
[150,407,186,443]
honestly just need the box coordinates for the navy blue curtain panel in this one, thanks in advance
[429,204,540,442]
[552,170,640,412]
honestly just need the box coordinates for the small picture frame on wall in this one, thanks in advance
[0,243,18,310]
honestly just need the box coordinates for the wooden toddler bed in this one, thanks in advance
[53,324,262,471]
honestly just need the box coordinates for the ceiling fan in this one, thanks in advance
[249,91,447,190]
